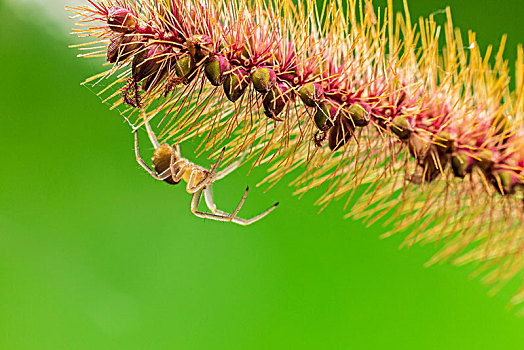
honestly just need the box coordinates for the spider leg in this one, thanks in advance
[171,159,189,182]
[208,147,226,180]
[203,186,280,225]
[193,147,227,190]
[190,189,242,222]
[202,184,241,217]
[134,130,172,181]
[170,145,190,183]
[144,117,182,156]
[215,148,248,181]
[231,201,279,225]
[187,147,232,193]
[143,118,161,149]
[231,186,249,218]
[185,167,207,193]
[203,185,229,216]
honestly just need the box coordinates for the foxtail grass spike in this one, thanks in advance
[69,0,524,310]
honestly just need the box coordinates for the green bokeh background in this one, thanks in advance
[1,0,523,348]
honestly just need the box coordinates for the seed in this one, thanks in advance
[223,68,250,102]
[490,170,514,195]
[409,153,448,184]
[263,84,290,120]
[347,104,370,127]
[143,66,167,91]
[451,153,471,178]
[251,67,276,93]
[314,102,336,130]
[328,113,355,151]
[408,135,431,165]
[107,36,123,62]
[132,45,163,82]
[476,149,494,172]
[298,83,324,107]
[391,116,412,139]
[423,148,449,182]
[186,34,214,62]
[174,54,196,81]
[107,35,141,63]
[205,55,230,86]
[408,136,450,184]
[433,131,455,153]
[107,6,136,33]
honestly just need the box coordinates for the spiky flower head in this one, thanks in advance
[69,0,524,309]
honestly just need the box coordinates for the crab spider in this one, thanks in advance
[133,120,279,225]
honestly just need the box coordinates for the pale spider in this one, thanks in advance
[133,120,279,225]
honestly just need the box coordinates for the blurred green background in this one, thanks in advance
[1,0,523,348]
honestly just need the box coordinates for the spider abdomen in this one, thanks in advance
[153,144,179,185]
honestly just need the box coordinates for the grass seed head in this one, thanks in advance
[70,0,524,310]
